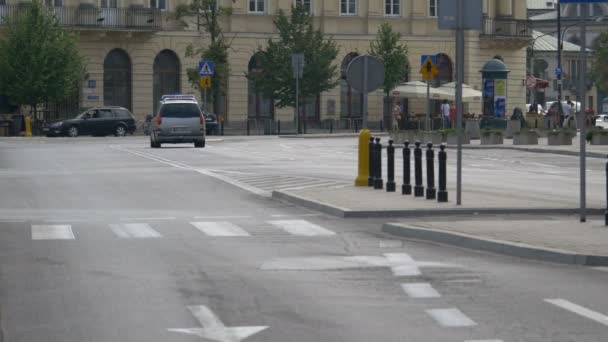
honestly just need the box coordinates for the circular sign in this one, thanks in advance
[526,76,537,89]
[346,55,385,93]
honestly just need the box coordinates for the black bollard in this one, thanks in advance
[374,137,383,189]
[277,120,281,135]
[605,154,608,226]
[402,141,412,195]
[414,141,424,197]
[380,120,384,132]
[368,137,375,187]
[246,120,250,136]
[438,144,448,202]
[354,120,359,133]
[220,120,224,136]
[386,140,395,192]
[535,118,538,129]
[425,142,436,200]
[330,120,334,134]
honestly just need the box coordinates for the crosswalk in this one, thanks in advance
[27,219,336,241]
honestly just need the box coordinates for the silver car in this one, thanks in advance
[150,95,206,148]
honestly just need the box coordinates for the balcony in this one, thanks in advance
[480,17,531,49]
[0,5,162,31]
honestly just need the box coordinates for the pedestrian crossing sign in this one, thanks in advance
[198,61,215,76]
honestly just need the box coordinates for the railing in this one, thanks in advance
[481,17,531,38]
[0,5,162,31]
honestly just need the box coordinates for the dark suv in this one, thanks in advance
[43,107,137,137]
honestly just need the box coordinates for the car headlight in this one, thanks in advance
[52,121,63,127]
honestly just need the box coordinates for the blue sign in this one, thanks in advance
[199,61,215,76]
[420,55,437,66]
[87,95,99,100]
[483,79,494,97]
[495,98,506,117]
[560,0,608,3]
[555,67,562,77]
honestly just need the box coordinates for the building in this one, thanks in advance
[0,0,530,130]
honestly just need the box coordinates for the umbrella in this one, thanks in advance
[390,81,450,100]
[436,82,482,102]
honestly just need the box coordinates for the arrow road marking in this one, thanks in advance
[168,305,268,342]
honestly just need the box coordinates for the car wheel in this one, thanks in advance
[68,126,79,137]
[115,125,127,137]
[194,141,204,148]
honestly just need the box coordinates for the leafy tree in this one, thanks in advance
[174,0,232,116]
[0,0,85,114]
[592,31,608,94]
[247,5,339,109]
[369,22,409,96]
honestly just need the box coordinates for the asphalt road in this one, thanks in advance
[0,136,607,342]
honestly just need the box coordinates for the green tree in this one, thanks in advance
[0,0,84,114]
[369,22,410,96]
[247,5,339,109]
[592,31,608,94]
[173,0,232,116]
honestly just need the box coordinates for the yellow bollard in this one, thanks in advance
[24,114,32,137]
[354,128,371,186]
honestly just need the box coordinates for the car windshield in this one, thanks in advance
[160,103,200,118]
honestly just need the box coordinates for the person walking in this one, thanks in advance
[441,100,451,129]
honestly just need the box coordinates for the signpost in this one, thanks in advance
[199,61,215,112]
[419,56,438,130]
[291,53,305,134]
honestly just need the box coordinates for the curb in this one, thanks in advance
[279,132,389,139]
[381,223,608,266]
[446,144,607,159]
[271,190,605,218]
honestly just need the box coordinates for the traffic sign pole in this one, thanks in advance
[456,0,464,206]
[579,3,587,222]
[363,56,368,129]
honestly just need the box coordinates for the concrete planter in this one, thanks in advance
[391,130,419,144]
[446,133,470,145]
[547,131,575,145]
[480,131,503,145]
[505,120,521,138]
[513,130,539,145]
[465,119,480,139]
[422,131,445,145]
[525,113,543,129]
[591,133,608,145]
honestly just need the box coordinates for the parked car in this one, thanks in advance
[203,111,218,135]
[150,95,206,148]
[43,107,136,137]
[596,114,608,129]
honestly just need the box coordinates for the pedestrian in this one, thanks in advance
[563,100,574,128]
[449,101,456,128]
[392,103,401,131]
[441,100,450,129]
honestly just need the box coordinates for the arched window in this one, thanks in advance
[340,52,362,119]
[247,53,274,119]
[104,49,132,110]
[153,50,181,115]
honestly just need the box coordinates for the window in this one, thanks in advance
[249,0,265,13]
[385,0,399,16]
[45,0,63,7]
[294,0,312,13]
[101,0,117,8]
[99,109,114,119]
[150,0,166,10]
[160,103,201,118]
[429,0,437,17]
[340,0,356,15]
[0,0,5,5]
[114,109,133,119]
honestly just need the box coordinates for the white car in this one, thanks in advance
[596,114,608,129]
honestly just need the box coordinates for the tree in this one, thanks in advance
[592,31,608,94]
[0,0,84,114]
[173,0,232,116]
[369,22,410,96]
[247,5,339,109]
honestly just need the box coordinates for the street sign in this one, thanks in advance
[291,53,304,79]
[555,67,562,77]
[437,0,482,30]
[526,76,537,89]
[419,56,438,81]
[346,55,384,93]
[198,61,215,76]
[420,55,437,67]
[199,76,211,89]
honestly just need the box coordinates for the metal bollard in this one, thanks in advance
[277,120,281,135]
[414,141,424,197]
[354,120,359,133]
[402,141,412,195]
[438,144,448,202]
[220,120,224,136]
[246,120,250,136]
[425,142,436,200]
[380,120,384,132]
[386,139,395,192]
[368,137,375,187]
[330,120,334,134]
[605,154,608,226]
[535,118,538,129]
[374,137,383,189]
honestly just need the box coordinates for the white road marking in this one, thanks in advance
[464,340,503,342]
[44,219,87,223]
[426,308,477,327]
[119,217,176,221]
[592,267,608,272]
[193,215,252,219]
[168,305,268,342]
[32,225,75,240]
[191,221,250,237]
[545,298,608,326]
[269,214,321,218]
[401,283,441,298]
[109,223,162,238]
[379,240,404,248]
[267,220,335,236]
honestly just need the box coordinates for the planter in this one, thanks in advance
[525,113,543,129]
[465,119,480,139]
[391,130,419,144]
[446,133,470,145]
[505,120,521,139]
[591,133,608,145]
[513,130,539,145]
[480,131,503,145]
[547,131,575,146]
[421,131,445,145]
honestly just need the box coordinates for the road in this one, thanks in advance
[0,135,606,342]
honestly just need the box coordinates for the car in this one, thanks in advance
[203,111,218,135]
[150,95,206,148]
[526,103,545,114]
[43,107,136,137]
[596,114,608,129]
